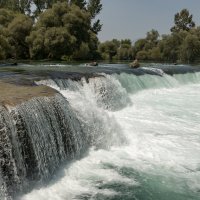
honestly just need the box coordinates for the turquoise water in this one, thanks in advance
[20,64,200,200]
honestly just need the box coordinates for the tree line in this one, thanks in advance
[99,9,200,63]
[0,3,200,63]
[0,0,102,60]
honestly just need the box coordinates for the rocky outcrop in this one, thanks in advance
[0,81,57,107]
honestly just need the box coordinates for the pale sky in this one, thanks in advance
[97,0,200,42]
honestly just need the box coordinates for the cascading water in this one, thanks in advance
[1,94,114,199]
[1,67,200,200]
[19,70,199,200]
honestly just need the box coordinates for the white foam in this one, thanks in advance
[23,75,200,199]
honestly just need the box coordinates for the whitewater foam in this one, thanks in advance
[22,71,200,200]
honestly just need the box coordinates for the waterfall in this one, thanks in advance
[37,71,200,105]
[22,70,200,200]
[0,91,123,199]
[1,69,200,199]
[0,94,93,199]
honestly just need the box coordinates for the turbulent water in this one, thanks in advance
[17,67,200,200]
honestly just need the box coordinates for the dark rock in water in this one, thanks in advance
[130,59,140,68]
[85,61,98,67]
[11,63,17,66]
[89,61,98,66]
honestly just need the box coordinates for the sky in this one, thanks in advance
[97,0,200,42]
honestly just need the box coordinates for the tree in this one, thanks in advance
[86,30,100,59]
[158,30,189,62]
[26,28,47,59]
[117,39,133,60]
[98,40,118,60]
[72,42,90,59]
[171,9,195,32]
[0,9,15,27]
[70,0,87,9]
[0,9,33,59]
[7,14,33,58]
[158,34,179,62]
[136,50,148,60]
[143,29,159,51]
[134,39,147,52]
[179,34,200,63]
[87,0,102,18]
[44,27,76,59]
[146,29,159,44]
[0,30,12,59]
[149,47,161,60]
[121,39,132,46]
[27,2,91,59]
[87,0,102,34]
[0,0,31,14]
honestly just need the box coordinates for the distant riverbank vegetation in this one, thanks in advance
[0,1,200,63]
[99,9,200,63]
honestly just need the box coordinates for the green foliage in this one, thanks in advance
[62,4,90,47]
[0,9,16,59]
[0,0,31,14]
[1,3,200,63]
[121,39,132,46]
[26,28,46,59]
[86,31,100,59]
[129,16,200,63]
[0,9,15,27]
[98,39,119,60]
[87,0,102,19]
[134,39,147,52]
[171,9,195,32]
[44,27,76,59]
[158,34,179,61]
[136,50,148,60]
[179,34,200,62]
[91,19,102,34]
[0,0,102,61]
[98,39,134,60]
[73,42,90,59]
[145,29,159,50]
[0,30,12,59]
[70,0,87,9]
[117,47,133,60]
[148,47,161,60]
[146,29,159,43]
[87,0,102,34]
[7,14,33,58]
[117,39,134,60]
[27,2,92,59]
[132,29,160,60]
[0,9,33,59]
